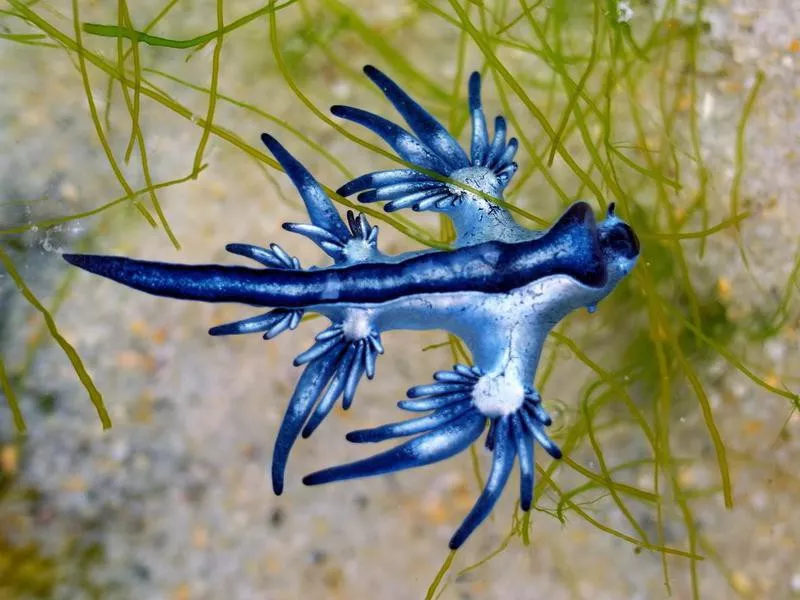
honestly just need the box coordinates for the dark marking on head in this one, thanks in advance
[599,222,639,260]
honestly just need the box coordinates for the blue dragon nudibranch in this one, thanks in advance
[63,65,639,549]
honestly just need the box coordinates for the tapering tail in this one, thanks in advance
[62,253,325,308]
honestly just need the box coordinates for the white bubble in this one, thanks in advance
[617,1,634,23]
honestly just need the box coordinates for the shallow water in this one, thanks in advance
[1,1,800,598]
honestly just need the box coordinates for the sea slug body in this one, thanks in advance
[63,66,639,549]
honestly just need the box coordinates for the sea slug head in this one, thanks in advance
[596,203,640,287]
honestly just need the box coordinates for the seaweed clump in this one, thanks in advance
[0,1,797,598]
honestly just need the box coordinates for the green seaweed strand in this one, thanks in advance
[425,550,456,600]
[192,0,224,176]
[0,167,206,237]
[82,0,298,49]
[730,71,765,257]
[0,354,26,433]
[0,247,111,430]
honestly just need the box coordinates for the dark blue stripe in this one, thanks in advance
[63,203,606,308]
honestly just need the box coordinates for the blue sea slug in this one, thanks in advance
[63,66,639,549]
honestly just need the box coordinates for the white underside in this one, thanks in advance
[470,372,525,417]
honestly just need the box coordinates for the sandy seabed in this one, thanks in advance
[2,1,800,598]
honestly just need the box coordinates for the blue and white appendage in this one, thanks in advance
[208,133,388,494]
[305,364,560,549]
[336,66,529,245]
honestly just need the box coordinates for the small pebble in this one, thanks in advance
[1,445,18,474]
[732,571,754,595]
[790,572,800,594]
[192,526,208,549]
[269,507,285,528]
[354,494,369,511]
[765,339,786,363]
